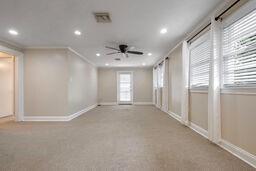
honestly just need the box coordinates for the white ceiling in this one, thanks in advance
[0,0,223,67]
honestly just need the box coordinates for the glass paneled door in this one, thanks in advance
[117,71,133,104]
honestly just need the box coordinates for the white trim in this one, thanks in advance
[67,47,96,67]
[0,45,24,122]
[0,39,24,51]
[23,116,70,122]
[188,122,209,139]
[26,46,68,50]
[219,139,256,168]
[23,104,97,122]
[99,102,118,106]
[68,104,98,120]
[165,110,209,139]
[221,88,256,95]
[99,102,153,106]
[133,102,153,105]
[189,89,208,94]
[167,111,181,122]
[181,41,190,126]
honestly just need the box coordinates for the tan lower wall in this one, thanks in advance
[189,92,208,130]
[221,93,256,155]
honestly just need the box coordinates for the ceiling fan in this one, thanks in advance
[105,44,143,58]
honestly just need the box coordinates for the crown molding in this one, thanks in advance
[25,46,96,67]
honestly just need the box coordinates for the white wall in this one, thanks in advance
[98,67,153,104]
[24,48,98,117]
[24,49,69,116]
[67,50,98,114]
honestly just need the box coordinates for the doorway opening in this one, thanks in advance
[117,71,133,105]
[0,45,24,122]
[0,52,15,121]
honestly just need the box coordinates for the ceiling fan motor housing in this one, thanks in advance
[119,44,128,53]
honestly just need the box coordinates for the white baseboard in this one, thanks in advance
[23,116,70,122]
[219,139,256,168]
[68,104,98,121]
[99,102,153,106]
[133,102,153,105]
[99,102,117,106]
[188,122,209,139]
[165,110,208,139]
[167,111,181,122]
[23,104,98,122]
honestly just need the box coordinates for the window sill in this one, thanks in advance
[189,89,208,93]
[221,88,256,95]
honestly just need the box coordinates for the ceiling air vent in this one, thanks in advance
[94,12,111,23]
[115,58,121,61]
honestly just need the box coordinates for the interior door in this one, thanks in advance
[0,57,14,118]
[117,71,133,104]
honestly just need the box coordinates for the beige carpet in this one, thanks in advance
[0,105,254,171]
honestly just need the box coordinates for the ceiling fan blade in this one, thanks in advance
[105,46,119,51]
[127,51,143,55]
[106,52,121,55]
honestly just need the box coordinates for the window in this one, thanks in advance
[153,67,158,88]
[222,9,256,87]
[158,64,164,88]
[189,31,211,88]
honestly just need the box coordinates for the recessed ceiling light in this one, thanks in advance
[148,53,152,56]
[9,29,18,35]
[74,30,81,35]
[142,62,146,66]
[105,63,109,66]
[96,53,101,57]
[160,28,167,34]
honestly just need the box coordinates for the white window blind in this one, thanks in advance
[153,68,158,88]
[222,9,256,87]
[158,64,164,88]
[189,32,211,88]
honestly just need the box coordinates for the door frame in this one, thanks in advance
[116,71,133,105]
[0,45,24,121]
